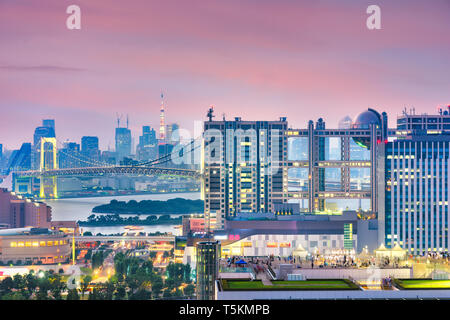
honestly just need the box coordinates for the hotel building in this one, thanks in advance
[0,227,71,265]
[0,188,51,229]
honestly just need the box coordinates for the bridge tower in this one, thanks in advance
[39,137,58,199]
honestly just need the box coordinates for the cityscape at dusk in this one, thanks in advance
[0,0,450,310]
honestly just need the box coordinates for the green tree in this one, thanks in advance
[25,272,37,297]
[184,284,195,298]
[66,288,80,300]
[151,276,163,298]
[129,288,151,300]
[114,285,126,300]
[103,281,116,300]
[1,291,26,300]
[49,275,65,300]
[80,275,92,298]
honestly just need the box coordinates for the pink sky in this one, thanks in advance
[0,0,449,150]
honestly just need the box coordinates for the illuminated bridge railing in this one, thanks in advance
[15,166,201,179]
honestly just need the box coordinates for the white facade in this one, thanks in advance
[221,234,355,257]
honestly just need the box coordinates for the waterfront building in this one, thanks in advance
[203,109,388,233]
[196,241,220,300]
[0,227,70,265]
[0,188,51,229]
[203,117,288,230]
[385,107,450,255]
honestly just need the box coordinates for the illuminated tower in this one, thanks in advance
[39,137,58,199]
[159,92,166,142]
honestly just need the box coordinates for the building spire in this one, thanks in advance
[159,91,166,142]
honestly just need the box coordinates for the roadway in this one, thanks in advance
[75,235,176,242]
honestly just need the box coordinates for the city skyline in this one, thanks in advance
[1,0,450,150]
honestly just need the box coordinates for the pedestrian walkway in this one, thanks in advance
[256,266,273,286]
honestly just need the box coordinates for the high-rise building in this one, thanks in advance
[385,107,450,255]
[81,136,100,165]
[7,143,31,172]
[196,241,220,300]
[204,117,288,230]
[101,150,117,165]
[115,127,132,163]
[42,119,55,132]
[159,93,166,142]
[338,116,353,129]
[58,142,81,168]
[137,126,157,161]
[0,143,3,160]
[166,123,180,144]
[32,120,56,170]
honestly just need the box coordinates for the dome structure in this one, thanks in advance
[352,109,381,129]
[352,109,382,149]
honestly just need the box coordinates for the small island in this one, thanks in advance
[92,198,204,215]
[78,214,182,227]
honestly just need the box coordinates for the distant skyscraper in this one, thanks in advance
[81,136,100,164]
[159,93,166,142]
[101,150,117,165]
[0,144,2,160]
[58,142,81,169]
[196,241,220,300]
[166,123,180,144]
[115,127,132,162]
[42,119,55,132]
[137,126,157,161]
[32,120,56,170]
[338,116,353,129]
[7,143,31,172]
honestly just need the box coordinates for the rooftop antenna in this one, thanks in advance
[159,91,166,141]
[222,113,226,121]
[116,113,123,128]
[126,114,129,129]
[207,105,215,121]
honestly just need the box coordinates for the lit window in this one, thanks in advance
[25,242,32,247]
[32,242,39,247]
[18,242,24,247]
[10,242,17,247]
[40,241,46,246]
[47,241,53,246]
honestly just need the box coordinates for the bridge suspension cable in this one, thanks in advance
[48,135,204,170]
[132,137,202,167]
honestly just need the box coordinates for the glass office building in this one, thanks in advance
[204,109,388,230]
[385,108,450,255]
[196,241,220,300]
